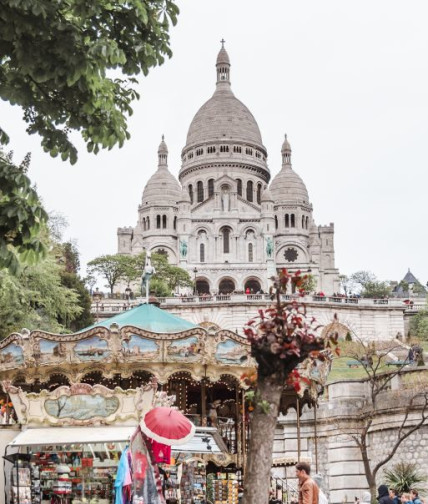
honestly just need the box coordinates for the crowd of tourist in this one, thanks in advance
[266,463,426,504]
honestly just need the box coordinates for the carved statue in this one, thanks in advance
[266,236,274,258]
[207,399,222,427]
[221,188,230,211]
[179,239,188,258]
[141,251,156,300]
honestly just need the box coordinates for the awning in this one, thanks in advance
[171,427,228,454]
[8,426,137,447]
[8,425,228,455]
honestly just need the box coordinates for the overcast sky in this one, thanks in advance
[2,0,427,285]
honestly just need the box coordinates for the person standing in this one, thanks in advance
[389,489,399,504]
[312,474,328,504]
[377,485,394,504]
[410,490,422,504]
[296,462,319,504]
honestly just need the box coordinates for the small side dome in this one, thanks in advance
[142,137,181,206]
[178,186,191,203]
[261,187,274,202]
[270,135,309,204]
[270,167,309,204]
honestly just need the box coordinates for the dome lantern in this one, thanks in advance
[158,134,168,168]
[281,133,292,166]
[216,39,231,85]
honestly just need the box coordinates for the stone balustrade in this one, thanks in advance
[90,293,417,314]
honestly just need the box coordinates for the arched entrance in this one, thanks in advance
[219,278,235,294]
[244,278,261,294]
[196,279,210,294]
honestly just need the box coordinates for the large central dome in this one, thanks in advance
[184,45,265,151]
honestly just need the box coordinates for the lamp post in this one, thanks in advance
[193,267,198,295]
[125,287,132,310]
[92,289,102,323]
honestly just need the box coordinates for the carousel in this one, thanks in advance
[0,296,331,504]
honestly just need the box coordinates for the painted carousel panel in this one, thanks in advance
[0,343,24,368]
[122,335,160,360]
[215,340,249,366]
[166,336,202,363]
[44,393,120,420]
[73,336,110,361]
[36,339,67,363]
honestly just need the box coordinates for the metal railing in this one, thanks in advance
[270,476,298,504]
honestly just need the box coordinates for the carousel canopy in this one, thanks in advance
[85,303,197,333]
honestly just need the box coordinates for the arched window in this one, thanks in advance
[147,217,150,230]
[275,215,278,230]
[143,218,146,231]
[173,216,177,230]
[162,215,167,229]
[208,179,214,197]
[285,214,290,228]
[306,216,309,229]
[156,215,161,229]
[200,243,205,263]
[188,184,193,204]
[302,215,305,228]
[237,179,242,196]
[222,228,231,253]
[291,214,295,227]
[248,243,254,262]
[257,183,262,204]
[197,181,204,203]
[246,180,253,202]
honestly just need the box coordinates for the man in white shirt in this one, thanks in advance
[312,474,328,504]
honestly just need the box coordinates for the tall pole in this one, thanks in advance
[296,398,301,462]
[241,389,246,476]
[314,403,318,473]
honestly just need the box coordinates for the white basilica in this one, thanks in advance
[117,44,340,295]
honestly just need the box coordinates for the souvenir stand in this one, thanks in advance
[0,302,332,504]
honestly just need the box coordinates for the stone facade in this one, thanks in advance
[117,44,340,295]
[276,371,428,504]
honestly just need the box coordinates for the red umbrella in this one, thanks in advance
[140,407,196,446]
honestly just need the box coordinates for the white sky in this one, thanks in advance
[1,0,427,285]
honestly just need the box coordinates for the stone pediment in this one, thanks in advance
[215,174,236,187]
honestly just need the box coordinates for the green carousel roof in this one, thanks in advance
[86,303,197,333]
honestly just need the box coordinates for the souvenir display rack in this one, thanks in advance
[7,444,121,504]
[179,460,206,504]
[207,471,239,504]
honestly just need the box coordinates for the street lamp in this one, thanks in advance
[125,287,132,310]
[92,289,102,323]
[193,267,198,295]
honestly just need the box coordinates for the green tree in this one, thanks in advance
[59,271,93,331]
[87,254,130,294]
[0,151,48,273]
[410,310,428,341]
[361,280,392,298]
[0,256,83,338]
[0,0,179,163]
[87,251,193,296]
[151,253,193,292]
[350,271,391,298]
